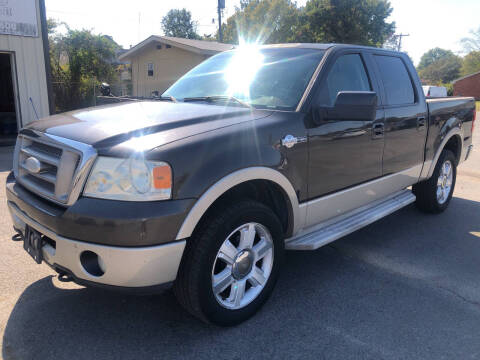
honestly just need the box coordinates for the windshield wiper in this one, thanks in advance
[157,94,177,103]
[183,95,252,109]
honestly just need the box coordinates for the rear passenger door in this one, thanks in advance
[372,54,428,176]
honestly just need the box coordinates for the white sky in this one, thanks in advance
[45,0,480,65]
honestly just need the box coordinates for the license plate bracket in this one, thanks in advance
[24,226,44,264]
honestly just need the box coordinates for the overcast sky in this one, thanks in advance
[45,0,480,65]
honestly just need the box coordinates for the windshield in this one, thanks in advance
[163,47,325,111]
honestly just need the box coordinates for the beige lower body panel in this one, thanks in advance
[9,202,185,288]
[300,164,422,230]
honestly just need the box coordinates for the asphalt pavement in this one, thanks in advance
[1,120,479,360]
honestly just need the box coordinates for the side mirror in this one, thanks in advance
[312,91,377,125]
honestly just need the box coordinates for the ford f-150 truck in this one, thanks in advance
[7,44,475,325]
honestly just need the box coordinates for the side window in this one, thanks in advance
[374,55,415,105]
[318,54,371,106]
[147,63,154,77]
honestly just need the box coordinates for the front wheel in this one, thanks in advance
[174,200,284,326]
[413,149,457,213]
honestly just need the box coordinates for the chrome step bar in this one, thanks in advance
[285,190,416,251]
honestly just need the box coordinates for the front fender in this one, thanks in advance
[147,112,309,240]
[175,167,301,240]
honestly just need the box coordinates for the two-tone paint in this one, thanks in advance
[6,44,475,289]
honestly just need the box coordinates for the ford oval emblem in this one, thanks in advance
[24,156,42,174]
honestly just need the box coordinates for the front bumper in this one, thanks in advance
[9,200,186,288]
[6,172,194,247]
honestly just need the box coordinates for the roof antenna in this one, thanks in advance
[29,97,39,121]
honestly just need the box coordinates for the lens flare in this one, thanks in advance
[224,42,264,101]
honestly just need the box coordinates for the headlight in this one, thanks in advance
[83,157,172,201]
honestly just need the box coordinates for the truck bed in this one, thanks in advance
[424,96,475,168]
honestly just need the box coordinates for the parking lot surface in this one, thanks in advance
[1,121,479,360]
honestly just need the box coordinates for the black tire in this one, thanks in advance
[173,200,284,326]
[413,149,457,213]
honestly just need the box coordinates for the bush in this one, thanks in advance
[440,83,454,96]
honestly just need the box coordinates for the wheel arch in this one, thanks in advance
[443,134,462,164]
[422,128,463,180]
[175,167,300,240]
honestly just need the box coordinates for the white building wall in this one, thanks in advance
[0,0,49,127]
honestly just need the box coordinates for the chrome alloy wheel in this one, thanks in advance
[211,222,274,310]
[436,160,453,205]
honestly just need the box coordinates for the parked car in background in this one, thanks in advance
[423,85,448,97]
[7,44,476,326]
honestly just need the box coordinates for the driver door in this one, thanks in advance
[305,51,385,227]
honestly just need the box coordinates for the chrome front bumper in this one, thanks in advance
[8,202,185,288]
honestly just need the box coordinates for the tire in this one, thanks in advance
[413,149,457,213]
[173,200,284,326]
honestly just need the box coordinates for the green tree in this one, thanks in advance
[221,0,394,46]
[222,0,300,44]
[461,51,480,76]
[161,9,199,39]
[49,20,119,111]
[417,48,455,71]
[46,18,59,34]
[301,0,395,46]
[417,51,462,85]
[461,26,480,52]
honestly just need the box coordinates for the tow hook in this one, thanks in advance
[12,231,23,242]
[57,272,74,283]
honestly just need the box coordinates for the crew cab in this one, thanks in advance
[7,44,475,325]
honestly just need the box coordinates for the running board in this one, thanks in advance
[285,190,416,250]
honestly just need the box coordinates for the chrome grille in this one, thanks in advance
[13,132,97,206]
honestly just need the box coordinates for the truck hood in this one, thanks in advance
[25,101,271,151]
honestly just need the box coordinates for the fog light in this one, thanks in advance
[80,251,105,277]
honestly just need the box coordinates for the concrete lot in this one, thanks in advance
[1,121,479,360]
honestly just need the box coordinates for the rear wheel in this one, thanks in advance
[413,149,457,213]
[174,200,284,326]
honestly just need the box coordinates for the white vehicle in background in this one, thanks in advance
[423,85,447,97]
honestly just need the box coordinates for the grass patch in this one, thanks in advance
[477,101,480,111]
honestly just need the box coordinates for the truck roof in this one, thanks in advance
[258,43,405,56]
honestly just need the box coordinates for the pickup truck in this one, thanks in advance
[7,44,475,326]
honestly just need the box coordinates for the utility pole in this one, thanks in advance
[396,33,410,52]
[138,12,141,42]
[218,0,225,42]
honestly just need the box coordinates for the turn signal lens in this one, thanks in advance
[153,165,172,190]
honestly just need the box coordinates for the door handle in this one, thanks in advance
[417,116,427,130]
[372,122,384,139]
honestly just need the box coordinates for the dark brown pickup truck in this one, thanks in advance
[7,44,475,325]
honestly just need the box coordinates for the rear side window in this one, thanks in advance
[374,55,415,105]
[318,54,371,106]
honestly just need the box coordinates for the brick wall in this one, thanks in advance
[453,72,480,100]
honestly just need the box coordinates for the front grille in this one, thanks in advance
[13,133,96,206]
